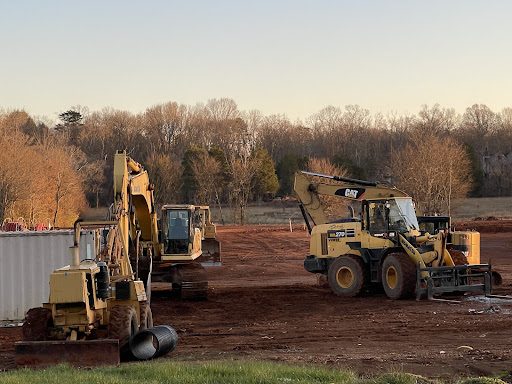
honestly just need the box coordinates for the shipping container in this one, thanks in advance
[0,230,97,321]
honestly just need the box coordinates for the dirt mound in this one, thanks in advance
[454,219,512,233]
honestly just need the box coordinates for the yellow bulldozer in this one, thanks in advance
[294,171,497,300]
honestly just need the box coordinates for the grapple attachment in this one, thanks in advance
[15,339,120,368]
[416,263,492,300]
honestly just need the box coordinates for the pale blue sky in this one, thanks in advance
[0,1,511,121]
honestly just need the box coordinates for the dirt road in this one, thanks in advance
[1,224,511,378]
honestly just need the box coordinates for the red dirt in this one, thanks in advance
[455,219,512,233]
[1,224,512,379]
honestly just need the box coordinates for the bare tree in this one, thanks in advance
[391,134,472,215]
[307,157,351,220]
[144,153,182,207]
[227,154,261,225]
[190,152,225,222]
[416,104,459,135]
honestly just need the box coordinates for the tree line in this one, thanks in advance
[1,99,511,226]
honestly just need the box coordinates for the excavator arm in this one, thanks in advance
[293,171,409,227]
[113,151,161,259]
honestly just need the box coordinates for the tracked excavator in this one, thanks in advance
[294,171,497,300]
[112,151,220,300]
[15,151,169,367]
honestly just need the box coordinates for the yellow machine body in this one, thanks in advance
[294,171,493,300]
[17,151,159,367]
[451,231,480,265]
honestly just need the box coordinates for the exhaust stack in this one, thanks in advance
[69,246,80,268]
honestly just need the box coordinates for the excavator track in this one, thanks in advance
[178,263,208,300]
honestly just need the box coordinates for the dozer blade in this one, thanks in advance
[198,239,221,266]
[15,339,120,368]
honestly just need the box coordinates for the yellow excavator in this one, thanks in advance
[113,151,221,300]
[294,171,495,300]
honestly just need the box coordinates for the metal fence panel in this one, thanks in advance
[0,230,97,321]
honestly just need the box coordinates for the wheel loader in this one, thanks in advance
[294,171,496,300]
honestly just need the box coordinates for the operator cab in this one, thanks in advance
[363,197,419,237]
[417,216,450,235]
[162,206,193,254]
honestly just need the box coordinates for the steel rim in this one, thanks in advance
[386,266,398,289]
[336,266,354,288]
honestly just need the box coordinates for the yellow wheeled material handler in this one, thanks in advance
[294,171,495,300]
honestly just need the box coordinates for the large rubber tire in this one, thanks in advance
[327,255,366,297]
[449,249,468,265]
[108,305,139,349]
[381,253,416,300]
[139,302,153,330]
[22,307,53,341]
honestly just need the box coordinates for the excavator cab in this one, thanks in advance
[163,208,192,254]
[160,205,221,266]
[417,216,450,235]
[160,205,202,259]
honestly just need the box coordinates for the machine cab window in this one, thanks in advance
[365,198,419,236]
[163,209,190,254]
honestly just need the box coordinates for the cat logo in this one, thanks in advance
[334,187,365,199]
[344,189,359,199]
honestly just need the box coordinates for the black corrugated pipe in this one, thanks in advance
[129,325,179,360]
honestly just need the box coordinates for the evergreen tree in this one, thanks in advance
[253,148,279,200]
[180,147,204,203]
[276,154,308,195]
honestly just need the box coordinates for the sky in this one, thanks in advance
[0,0,511,121]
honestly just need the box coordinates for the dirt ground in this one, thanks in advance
[1,222,512,379]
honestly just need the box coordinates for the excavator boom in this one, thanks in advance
[294,171,408,227]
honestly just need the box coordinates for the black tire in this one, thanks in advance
[139,302,153,330]
[381,253,416,300]
[108,305,139,349]
[449,249,468,265]
[327,255,366,297]
[22,307,53,341]
[492,271,503,286]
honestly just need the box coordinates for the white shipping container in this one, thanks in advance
[0,230,97,321]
